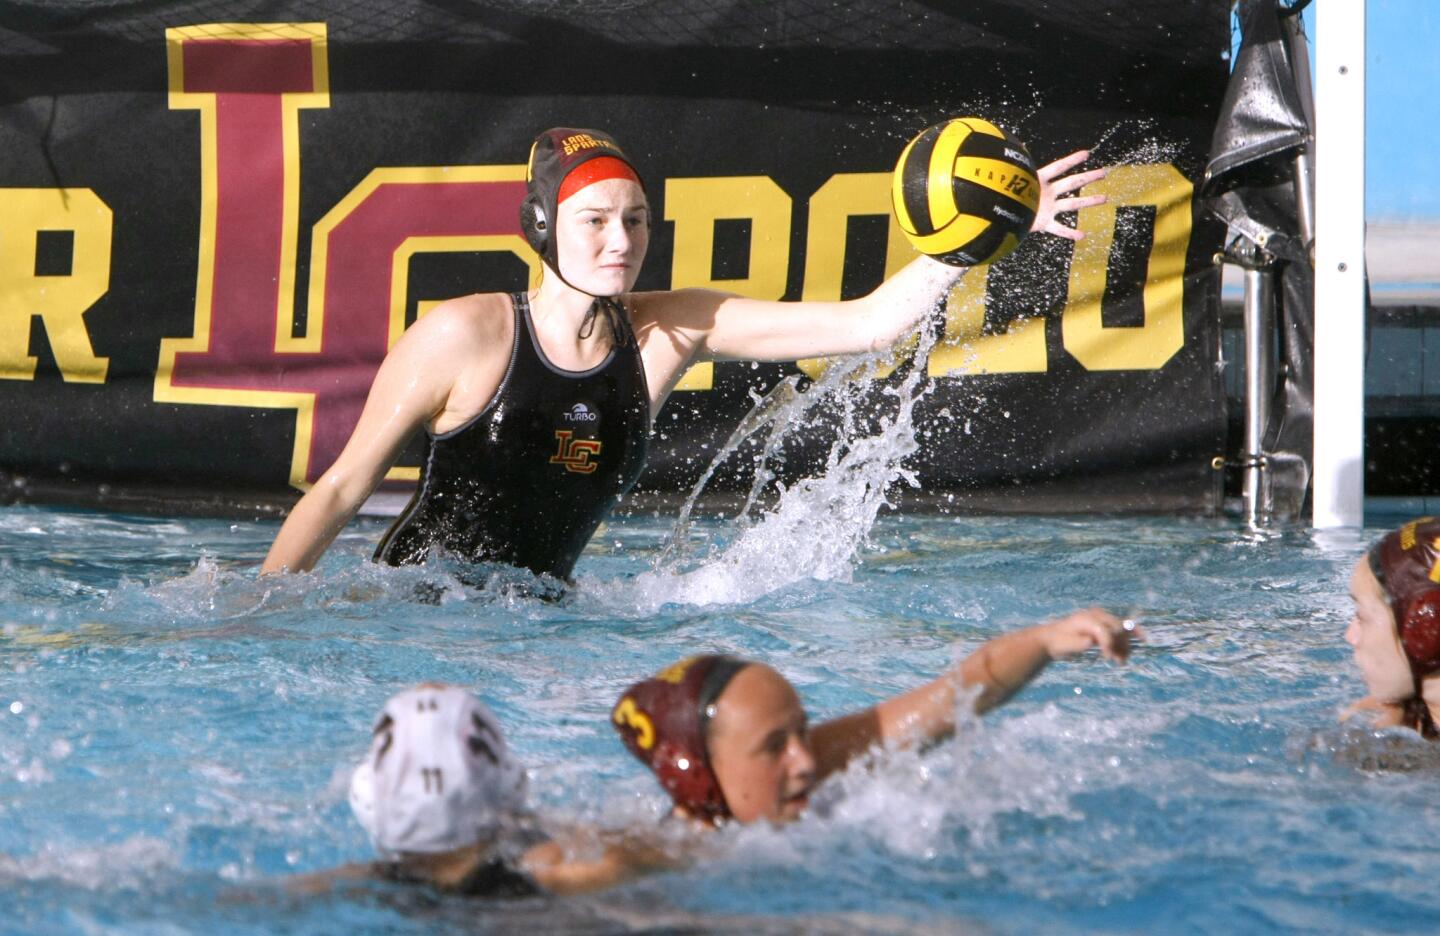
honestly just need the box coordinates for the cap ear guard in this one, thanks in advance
[651,739,726,818]
[519,193,549,257]
[1400,590,1440,676]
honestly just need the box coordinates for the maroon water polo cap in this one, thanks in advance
[520,127,644,273]
[1367,517,1440,685]
[611,654,750,824]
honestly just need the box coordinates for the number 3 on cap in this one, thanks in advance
[613,697,655,750]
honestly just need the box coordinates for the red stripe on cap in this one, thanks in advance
[557,156,640,204]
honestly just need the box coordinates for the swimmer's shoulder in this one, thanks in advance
[400,291,514,350]
[1321,724,1440,772]
[1341,695,1407,729]
[382,292,517,390]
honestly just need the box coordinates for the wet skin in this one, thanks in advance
[552,178,650,297]
[1347,558,1414,702]
[705,665,818,825]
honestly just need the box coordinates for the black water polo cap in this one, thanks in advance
[520,127,645,271]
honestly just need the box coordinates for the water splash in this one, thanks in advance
[655,373,811,571]
[593,310,947,610]
[0,835,180,890]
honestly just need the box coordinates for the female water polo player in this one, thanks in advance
[295,684,682,896]
[261,126,1106,580]
[613,609,1139,825]
[1343,518,1440,738]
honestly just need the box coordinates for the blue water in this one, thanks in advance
[4,498,1440,934]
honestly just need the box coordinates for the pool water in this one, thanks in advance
[4,496,1440,934]
[1,327,1435,934]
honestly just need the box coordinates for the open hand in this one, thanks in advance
[1031,150,1108,241]
[1041,608,1142,663]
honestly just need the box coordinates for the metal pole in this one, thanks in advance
[1292,156,1316,262]
[1313,0,1366,527]
[1243,267,1275,525]
[1284,11,1317,252]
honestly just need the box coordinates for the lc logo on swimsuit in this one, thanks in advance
[550,430,602,474]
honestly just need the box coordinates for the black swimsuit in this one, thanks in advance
[373,855,540,898]
[374,293,650,580]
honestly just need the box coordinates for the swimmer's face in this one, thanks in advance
[706,664,816,826]
[555,178,650,297]
[1347,558,1413,701]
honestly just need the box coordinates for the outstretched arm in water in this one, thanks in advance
[808,608,1141,781]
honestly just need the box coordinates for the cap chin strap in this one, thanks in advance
[577,296,626,343]
[544,260,629,346]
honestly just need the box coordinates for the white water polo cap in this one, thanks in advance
[349,685,527,857]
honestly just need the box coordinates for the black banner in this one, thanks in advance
[0,1,1230,515]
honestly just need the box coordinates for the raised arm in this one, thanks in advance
[808,608,1139,781]
[633,150,1107,376]
[260,301,487,573]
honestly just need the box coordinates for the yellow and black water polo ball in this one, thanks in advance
[891,117,1040,267]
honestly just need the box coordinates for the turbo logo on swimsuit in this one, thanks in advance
[562,403,599,423]
[550,430,601,474]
